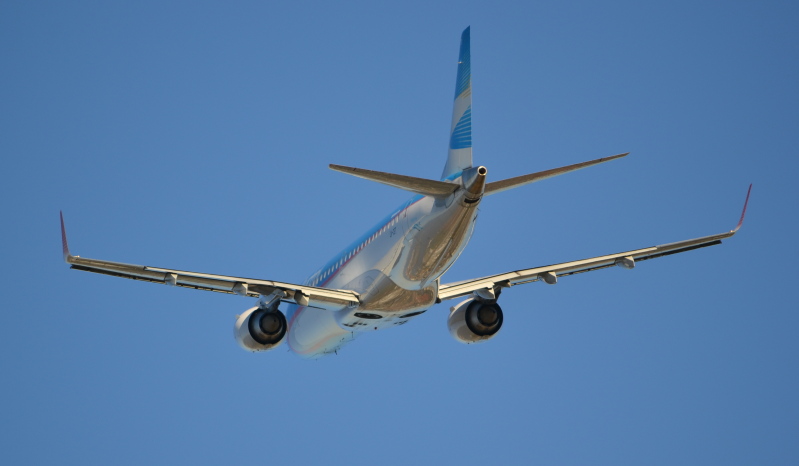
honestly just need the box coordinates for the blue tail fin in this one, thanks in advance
[441,27,473,180]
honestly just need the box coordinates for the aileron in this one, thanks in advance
[61,216,360,311]
[439,185,751,302]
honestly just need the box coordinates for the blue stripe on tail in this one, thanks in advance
[450,105,472,149]
[454,27,471,99]
[441,26,474,180]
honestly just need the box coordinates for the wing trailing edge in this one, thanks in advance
[59,213,360,311]
[438,184,752,301]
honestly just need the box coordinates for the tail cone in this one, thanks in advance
[461,166,487,203]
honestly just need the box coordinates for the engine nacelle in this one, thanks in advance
[448,298,504,344]
[234,306,287,352]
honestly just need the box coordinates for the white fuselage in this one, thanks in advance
[284,169,483,357]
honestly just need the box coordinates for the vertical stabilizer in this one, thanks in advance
[441,27,473,180]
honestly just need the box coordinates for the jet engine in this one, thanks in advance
[234,306,287,352]
[447,298,503,344]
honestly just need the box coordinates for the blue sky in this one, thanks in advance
[2,1,797,464]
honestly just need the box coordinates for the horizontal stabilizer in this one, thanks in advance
[485,152,629,195]
[329,164,459,197]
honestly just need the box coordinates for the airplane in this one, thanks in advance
[60,27,751,358]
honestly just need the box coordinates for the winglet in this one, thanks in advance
[60,211,72,262]
[732,184,752,233]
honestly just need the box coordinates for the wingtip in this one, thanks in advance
[732,184,752,233]
[600,152,629,163]
[60,210,71,262]
[329,164,350,173]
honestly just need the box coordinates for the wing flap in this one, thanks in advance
[439,185,751,301]
[60,214,360,311]
[68,255,360,309]
[438,236,725,301]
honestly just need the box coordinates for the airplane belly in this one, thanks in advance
[283,194,477,354]
[286,304,355,358]
[352,272,436,313]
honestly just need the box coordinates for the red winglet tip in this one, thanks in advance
[733,184,752,232]
[60,211,71,261]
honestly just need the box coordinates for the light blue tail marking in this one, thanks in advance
[441,26,474,180]
[454,27,471,99]
[450,105,472,149]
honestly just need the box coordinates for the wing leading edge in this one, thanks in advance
[438,185,752,301]
[60,212,360,311]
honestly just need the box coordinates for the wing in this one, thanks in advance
[60,213,359,311]
[438,185,751,302]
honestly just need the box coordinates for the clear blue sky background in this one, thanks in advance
[2,1,797,464]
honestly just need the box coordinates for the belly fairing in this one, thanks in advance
[285,303,355,358]
[286,269,436,354]
[341,269,436,312]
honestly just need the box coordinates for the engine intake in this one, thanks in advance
[234,306,287,352]
[448,298,504,344]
